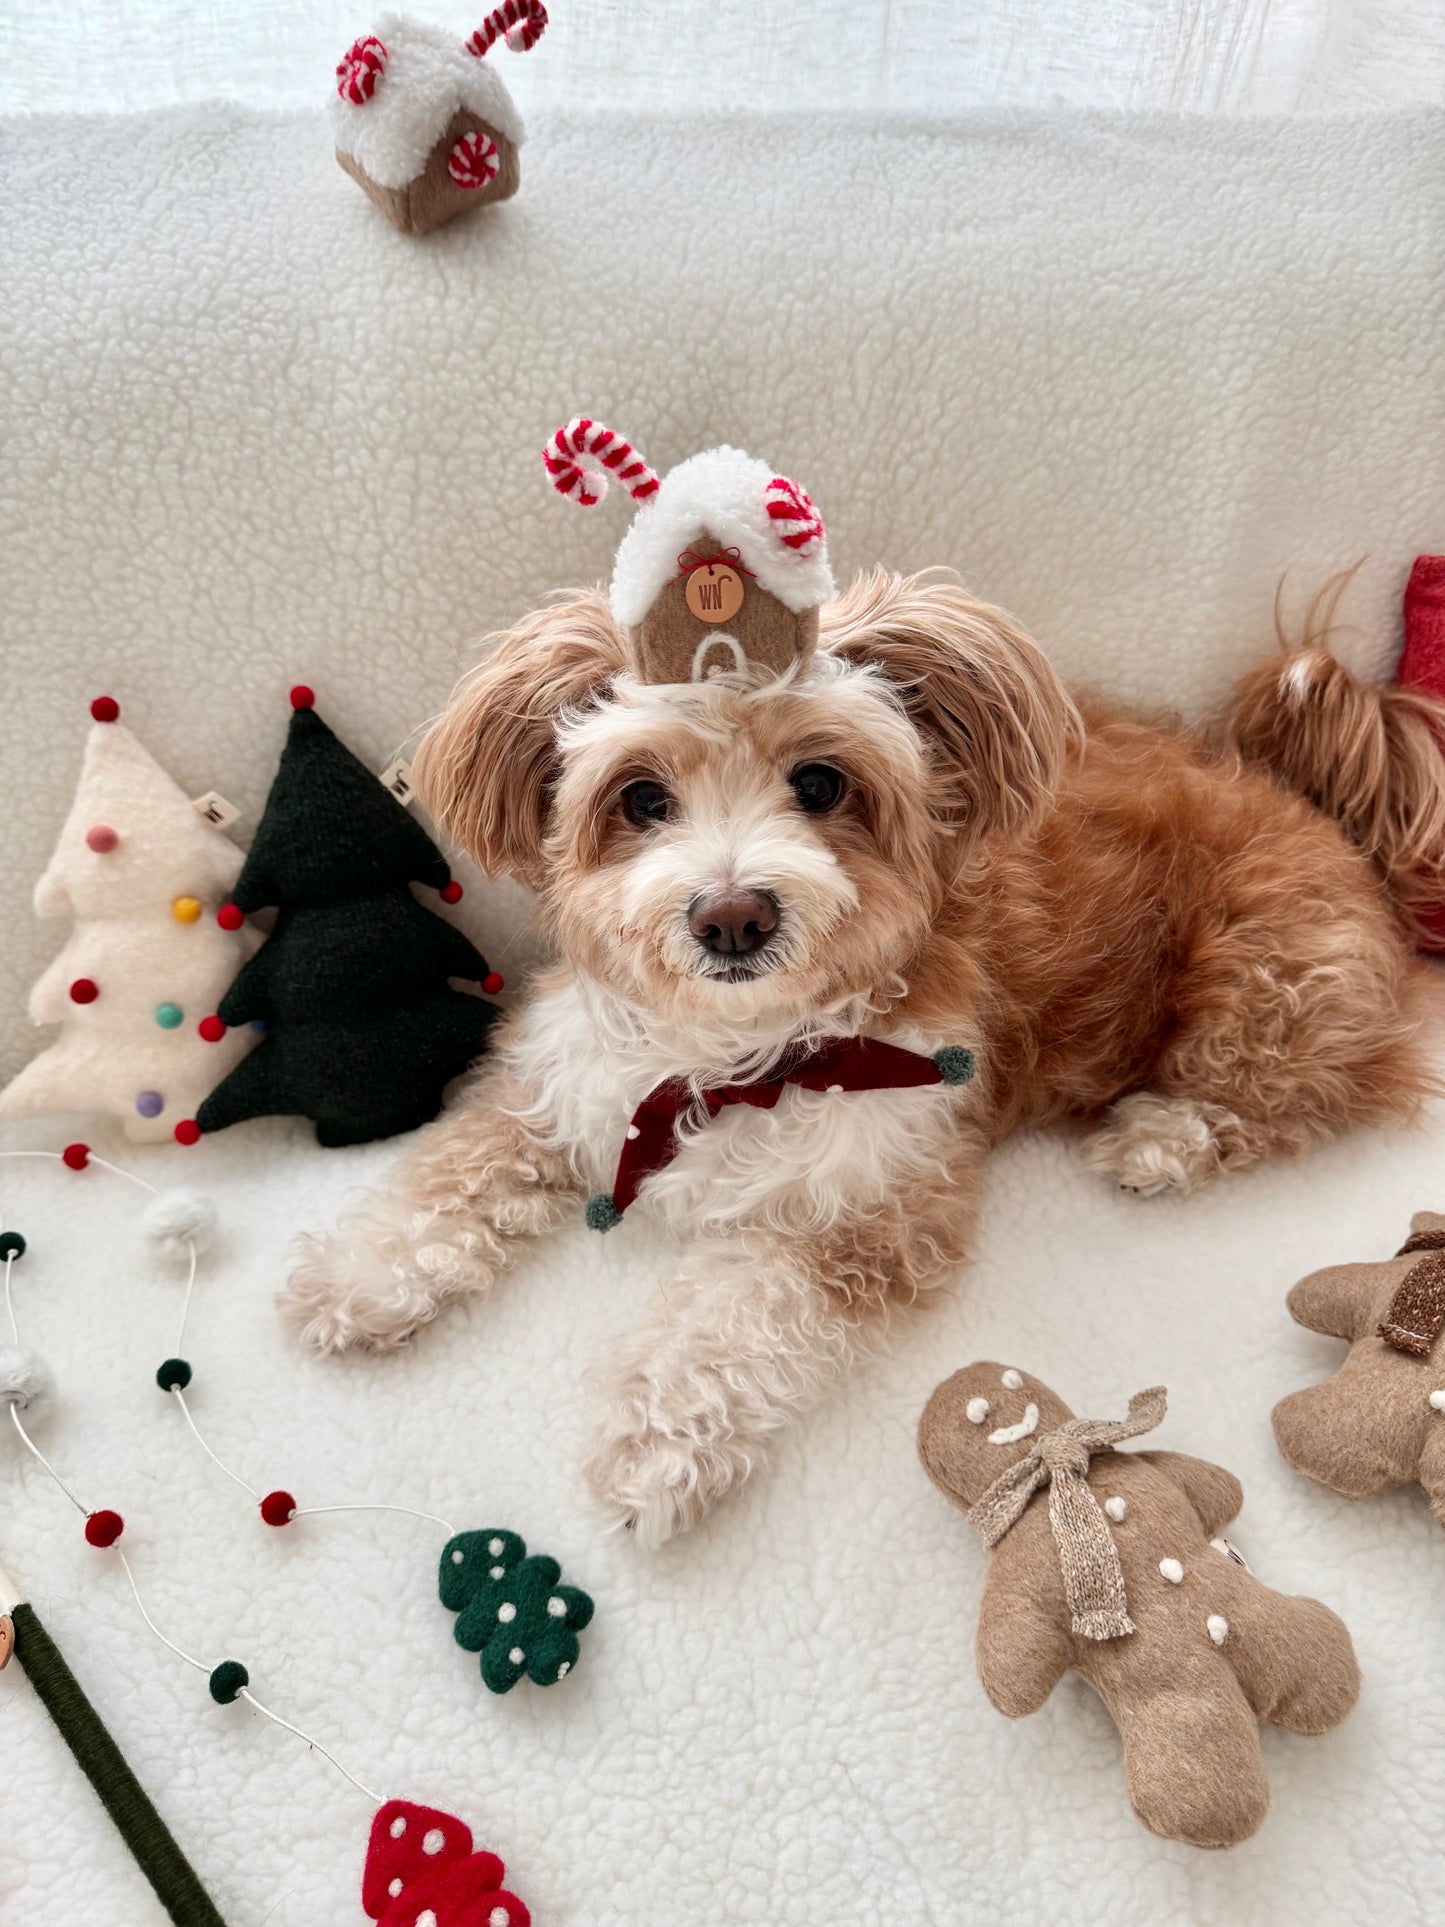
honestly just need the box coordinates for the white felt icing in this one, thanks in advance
[1104,1496,1127,1522]
[1429,1390,1445,1413]
[1000,1369,1024,1389]
[965,1397,990,1424]
[1207,1614,1230,1645]
[328,14,526,190]
[609,446,834,630]
[988,1403,1039,1444]
[1159,1558,1185,1585]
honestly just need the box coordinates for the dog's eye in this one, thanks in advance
[789,763,845,814]
[621,779,673,827]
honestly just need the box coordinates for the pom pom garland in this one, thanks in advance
[143,1187,218,1258]
[84,1510,124,1548]
[0,1343,53,1414]
[0,1232,26,1260]
[198,1016,227,1043]
[216,903,245,931]
[260,1490,297,1527]
[62,1143,90,1170]
[173,1120,201,1146]
[90,696,120,722]
[155,1358,193,1392]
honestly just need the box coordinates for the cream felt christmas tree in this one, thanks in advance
[0,700,260,1144]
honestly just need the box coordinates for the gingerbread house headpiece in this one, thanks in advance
[543,418,834,686]
[330,5,547,235]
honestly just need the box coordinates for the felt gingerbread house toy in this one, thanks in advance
[331,5,546,235]
[918,1363,1360,1850]
[543,417,833,685]
[1273,1212,1445,1523]
[0,699,259,1144]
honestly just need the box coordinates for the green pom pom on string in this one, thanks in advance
[932,1045,976,1086]
[155,1358,192,1393]
[0,1232,26,1260]
[208,1660,249,1705]
[585,1192,623,1232]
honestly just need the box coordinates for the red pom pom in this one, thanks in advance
[174,1119,201,1146]
[198,1015,227,1042]
[90,696,120,723]
[260,1490,296,1527]
[62,1143,91,1171]
[217,903,245,931]
[84,1510,124,1548]
[289,685,315,711]
[483,972,505,995]
[440,880,464,904]
[69,977,99,1005]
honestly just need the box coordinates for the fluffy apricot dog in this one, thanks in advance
[283,569,1445,1544]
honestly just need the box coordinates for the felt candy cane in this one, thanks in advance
[543,419,660,508]
[465,0,549,58]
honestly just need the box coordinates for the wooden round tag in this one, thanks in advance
[684,564,744,624]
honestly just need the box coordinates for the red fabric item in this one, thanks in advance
[68,978,99,1004]
[1398,555,1445,697]
[439,880,464,904]
[90,696,120,722]
[1396,557,1445,951]
[198,1015,227,1042]
[173,1119,201,1146]
[606,1037,952,1217]
[289,685,316,711]
[216,903,245,931]
[62,1143,90,1170]
[482,972,505,996]
[259,1490,296,1526]
[465,0,549,60]
[362,1802,477,1919]
[377,1855,523,1927]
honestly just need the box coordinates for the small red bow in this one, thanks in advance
[675,546,756,578]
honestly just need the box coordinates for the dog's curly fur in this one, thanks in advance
[282,569,1445,1544]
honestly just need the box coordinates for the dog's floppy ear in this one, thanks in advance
[821,568,1078,840]
[414,589,627,887]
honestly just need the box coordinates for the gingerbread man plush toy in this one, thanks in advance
[1273,1211,1445,1522]
[918,1363,1360,1849]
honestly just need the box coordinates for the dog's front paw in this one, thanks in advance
[1080,1093,1235,1197]
[279,1210,491,1353]
[584,1388,754,1548]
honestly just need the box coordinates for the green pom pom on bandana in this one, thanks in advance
[932,1045,976,1086]
[208,1660,249,1704]
[585,1192,623,1232]
[156,1357,193,1392]
[438,1530,594,1693]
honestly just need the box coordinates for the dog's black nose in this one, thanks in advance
[688,888,779,956]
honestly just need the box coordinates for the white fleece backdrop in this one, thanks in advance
[1,100,1444,1925]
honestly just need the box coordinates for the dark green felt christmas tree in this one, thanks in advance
[195,689,501,1147]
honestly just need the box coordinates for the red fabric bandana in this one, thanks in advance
[586,1038,975,1229]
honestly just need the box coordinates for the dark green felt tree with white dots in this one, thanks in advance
[195,689,502,1147]
[439,1529,595,1693]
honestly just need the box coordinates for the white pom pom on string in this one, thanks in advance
[0,1343,54,1415]
[143,1187,218,1259]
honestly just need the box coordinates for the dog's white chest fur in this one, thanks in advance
[507,975,965,1236]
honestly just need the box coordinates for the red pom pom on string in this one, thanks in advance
[84,1510,124,1548]
[217,903,245,931]
[174,1119,201,1146]
[62,1143,91,1171]
[260,1490,296,1527]
[198,1016,227,1042]
[289,685,315,711]
[483,972,505,996]
[440,880,464,904]
[90,696,120,722]
[69,977,99,1005]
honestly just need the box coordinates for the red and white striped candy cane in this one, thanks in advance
[465,0,549,58]
[543,419,659,509]
[764,475,826,551]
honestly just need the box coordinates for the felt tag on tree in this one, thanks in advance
[194,691,501,1147]
[439,1530,594,1692]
